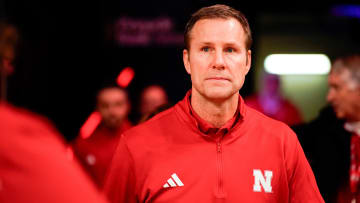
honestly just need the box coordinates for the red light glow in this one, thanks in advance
[117,67,135,87]
[80,111,102,139]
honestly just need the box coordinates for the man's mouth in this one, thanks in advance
[206,77,230,81]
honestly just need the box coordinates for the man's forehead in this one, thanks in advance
[329,68,358,89]
[192,18,242,31]
[189,18,245,45]
[98,88,127,101]
[331,68,351,79]
[329,69,347,81]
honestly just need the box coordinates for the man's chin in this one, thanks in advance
[104,120,121,129]
[203,88,236,101]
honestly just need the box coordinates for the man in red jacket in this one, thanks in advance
[104,4,324,203]
[73,86,132,188]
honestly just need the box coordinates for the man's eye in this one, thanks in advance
[202,47,210,52]
[225,48,234,53]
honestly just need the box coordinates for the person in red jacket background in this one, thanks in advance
[104,4,324,203]
[245,72,303,126]
[0,20,108,203]
[72,86,132,188]
[138,85,169,123]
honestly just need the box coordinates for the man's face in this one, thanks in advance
[140,86,168,116]
[327,69,360,121]
[97,88,129,129]
[183,18,251,101]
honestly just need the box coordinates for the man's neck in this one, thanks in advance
[190,89,239,128]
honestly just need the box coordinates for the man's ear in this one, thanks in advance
[245,50,251,75]
[183,49,191,74]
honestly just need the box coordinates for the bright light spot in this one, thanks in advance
[80,111,102,139]
[264,54,331,75]
[86,154,96,165]
[117,67,135,87]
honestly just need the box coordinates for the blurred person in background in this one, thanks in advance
[72,86,132,189]
[326,54,360,203]
[104,4,323,203]
[245,72,303,126]
[0,21,17,100]
[138,84,168,123]
[141,102,174,122]
[293,54,360,203]
[0,20,107,203]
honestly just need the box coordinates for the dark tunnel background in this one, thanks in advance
[2,0,360,140]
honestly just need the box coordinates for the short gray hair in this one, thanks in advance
[331,54,360,89]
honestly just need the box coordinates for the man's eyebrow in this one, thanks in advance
[198,42,214,46]
[223,42,241,47]
[197,41,241,47]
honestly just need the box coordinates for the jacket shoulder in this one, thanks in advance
[123,107,178,140]
[245,105,296,139]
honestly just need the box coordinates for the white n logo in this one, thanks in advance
[253,169,273,193]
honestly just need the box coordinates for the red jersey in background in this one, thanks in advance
[245,95,303,126]
[73,120,132,188]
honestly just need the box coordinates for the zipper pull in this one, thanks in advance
[217,142,221,153]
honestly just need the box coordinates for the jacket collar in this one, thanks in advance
[175,90,246,139]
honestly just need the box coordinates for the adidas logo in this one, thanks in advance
[163,173,184,188]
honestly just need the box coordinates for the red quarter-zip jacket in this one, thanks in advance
[104,91,324,203]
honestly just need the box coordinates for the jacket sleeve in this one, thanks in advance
[104,134,138,203]
[285,129,325,203]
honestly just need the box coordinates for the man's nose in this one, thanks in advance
[326,89,334,103]
[212,50,225,70]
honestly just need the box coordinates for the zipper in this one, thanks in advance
[216,140,225,197]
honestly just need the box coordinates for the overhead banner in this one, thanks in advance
[114,17,183,47]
